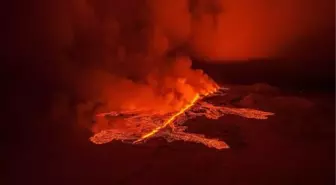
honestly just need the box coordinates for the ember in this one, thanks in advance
[90,87,274,149]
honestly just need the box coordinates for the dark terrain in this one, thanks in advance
[4,60,335,185]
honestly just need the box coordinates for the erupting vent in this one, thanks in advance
[90,87,274,149]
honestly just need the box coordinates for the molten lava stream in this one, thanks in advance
[90,86,275,150]
[133,94,200,143]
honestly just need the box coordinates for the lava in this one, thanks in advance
[90,87,274,149]
[134,94,200,143]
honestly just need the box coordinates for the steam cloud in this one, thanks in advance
[3,0,333,131]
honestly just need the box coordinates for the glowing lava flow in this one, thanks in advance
[134,94,200,143]
[89,87,275,149]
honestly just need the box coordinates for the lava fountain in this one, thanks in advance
[90,86,274,149]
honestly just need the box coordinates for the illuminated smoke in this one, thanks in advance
[4,0,220,130]
[4,0,331,131]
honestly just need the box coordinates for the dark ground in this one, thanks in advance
[4,60,335,185]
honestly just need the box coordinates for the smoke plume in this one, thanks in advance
[3,0,333,131]
[3,0,218,131]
